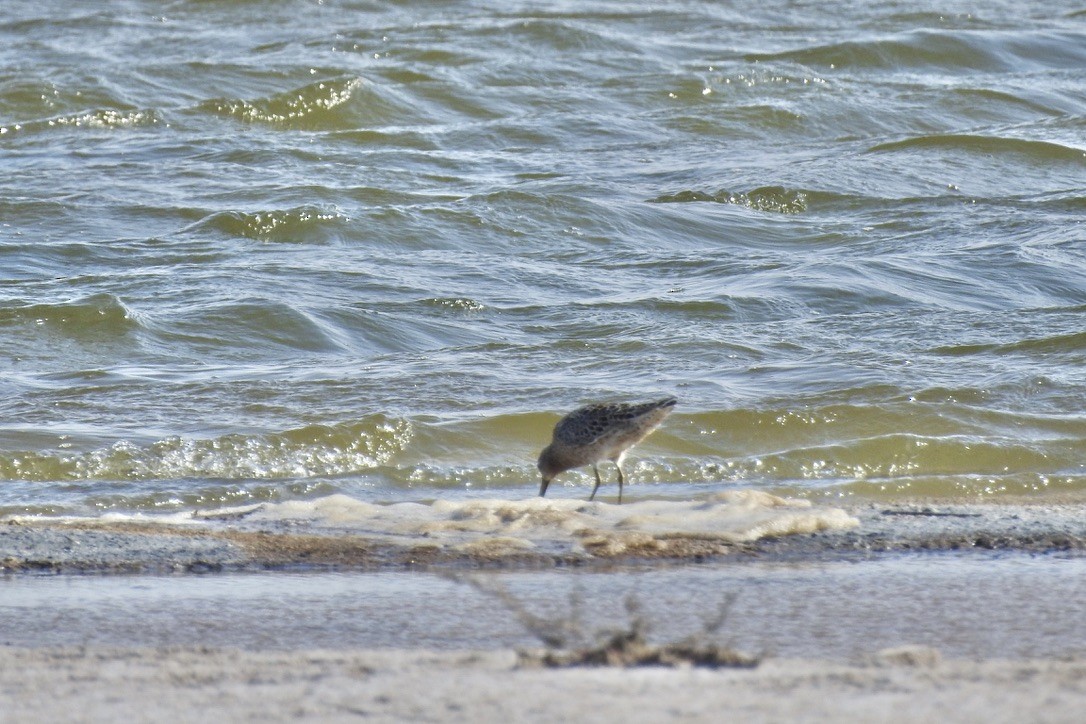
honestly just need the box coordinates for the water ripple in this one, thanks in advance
[189,207,352,242]
[649,186,809,214]
[197,77,398,129]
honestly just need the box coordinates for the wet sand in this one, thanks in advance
[2,499,1084,722]
[3,556,1084,658]
[2,498,1084,573]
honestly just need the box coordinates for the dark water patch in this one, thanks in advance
[0,294,139,337]
[868,134,1086,162]
[383,47,486,69]
[747,30,1086,72]
[370,68,438,85]
[564,295,740,320]
[0,64,158,122]
[946,87,1066,117]
[487,17,645,57]
[931,331,1086,358]
[649,186,809,214]
[328,128,439,150]
[1001,192,1086,213]
[0,78,123,120]
[877,12,991,29]
[341,186,462,207]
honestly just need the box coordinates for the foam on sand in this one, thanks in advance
[4,491,859,564]
[247,491,859,557]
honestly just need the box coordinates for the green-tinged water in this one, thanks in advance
[2,1,1085,517]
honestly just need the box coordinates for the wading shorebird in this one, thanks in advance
[537,397,677,504]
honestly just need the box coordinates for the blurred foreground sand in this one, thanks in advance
[2,646,1084,723]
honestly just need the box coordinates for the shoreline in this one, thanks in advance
[2,498,1084,575]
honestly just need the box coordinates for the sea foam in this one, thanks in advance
[241,491,859,556]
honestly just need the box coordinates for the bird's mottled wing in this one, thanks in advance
[553,398,676,446]
[553,404,619,446]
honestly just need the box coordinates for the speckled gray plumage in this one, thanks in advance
[537,397,676,503]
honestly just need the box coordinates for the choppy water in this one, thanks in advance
[2,1,1085,518]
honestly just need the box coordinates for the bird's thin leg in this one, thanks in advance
[616,464,625,505]
[589,464,603,501]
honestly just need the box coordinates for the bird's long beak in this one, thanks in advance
[539,478,550,497]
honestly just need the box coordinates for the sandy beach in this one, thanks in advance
[2,497,1084,722]
[2,646,1084,723]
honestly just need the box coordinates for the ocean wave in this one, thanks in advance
[0,78,124,119]
[0,293,139,336]
[197,77,415,130]
[0,108,161,136]
[867,134,1086,162]
[189,206,351,242]
[487,17,643,56]
[648,186,808,214]
[2,405,1084,504]
[420,297,486,312]
[326,128,439,150]
[0,419,413,483]
[381,407,1086,492]
[932,331,1086,357]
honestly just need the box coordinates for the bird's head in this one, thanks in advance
[537,445,560,497]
